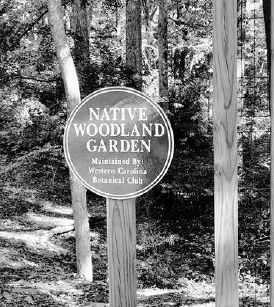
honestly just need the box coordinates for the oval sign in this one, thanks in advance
[64,87,174,199]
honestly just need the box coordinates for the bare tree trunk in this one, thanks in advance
[158,0,168,111]
[263,0,271,79]
[270,0,274,303]
[47,0,93,282]
[126,0,142,90]
[71,0,93,96]
[263,0,271,113]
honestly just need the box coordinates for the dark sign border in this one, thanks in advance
[63,87,174,199]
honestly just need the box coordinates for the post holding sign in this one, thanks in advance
[64,87,174,199]
[64,87,174,306]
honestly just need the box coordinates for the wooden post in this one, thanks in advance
[63,87,173,306]
[107,198,137,307]
[213,0,238,306]
[270,0,274,304]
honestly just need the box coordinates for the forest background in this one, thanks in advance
[0,0,271,306]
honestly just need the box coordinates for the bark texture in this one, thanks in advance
[158,0,168,111]
[72,0,92,96]
[270,0,274,303]
[263,0,271,112]
[126,0,142,90]
[47,0,93,281]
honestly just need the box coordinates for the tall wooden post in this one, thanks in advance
[213,1,238,306]
[270,0,274,304]
[63,87,173,307]
[107,198,137,307]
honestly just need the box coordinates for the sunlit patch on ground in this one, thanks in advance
[0,229,68,253]
[137,278,215,306]
[138,288,179,297]
[178,278,214,300]
[25,212,74,228]
[190,303,214,307]
[41,200,73,216]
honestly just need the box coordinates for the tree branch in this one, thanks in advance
[9,0,73,51]
[9,9,48,50]
[0,0,13,16]
[5,74,57,84]
[19,76,57,83]
[48,224,75,237]
[149,6,157,21]
[168,17,201,30]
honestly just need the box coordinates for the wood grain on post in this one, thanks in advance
[270,0,274,303]
[107,198,137,307]
[213,0,238,306]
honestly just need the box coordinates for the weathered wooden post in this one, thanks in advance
[63,87,174,306]
[213,0,238,306]
[107,198,137,306]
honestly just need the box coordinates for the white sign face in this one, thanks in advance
[64,87,174,199]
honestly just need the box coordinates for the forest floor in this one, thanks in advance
[0,198,269,307]
[0,151,270,306]
[0,197,216,307]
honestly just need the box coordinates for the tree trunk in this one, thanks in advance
[270,0,274,303]
[47,0,93,282]
[263,0,271,113]
[263,0,271,79]
[71,0,93,96]
[158,0,168,111]
[126,0,142,90]
[213,0,238,305]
